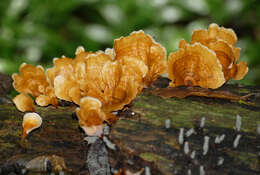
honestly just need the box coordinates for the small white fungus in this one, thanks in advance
[178,128,184,145]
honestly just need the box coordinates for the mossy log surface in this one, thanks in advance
[0,77,260,175]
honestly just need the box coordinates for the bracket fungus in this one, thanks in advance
[13,93,35,112]
[76,96,116,136]
[191,23,248,81]
[113,30,167,87]
[168,42,225,89]
[12,63,58,107]
[12,63,49,97]
[168,23,248,89]
[75,50,148,135]
[22,112,42,139]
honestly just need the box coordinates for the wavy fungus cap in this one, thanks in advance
[12,63,49,97]
[168,41,225,89]
[76,96,106,136]
[191,23,238,46]
[113,30,167,86]
[46,57,74,86]
[22,112,42,139]
[53,75,81,104]
[81,53,145,112]
[79,52,113,95]
[191,23,248,81]
[73,46,93,82]
[35,86,58,107]
[13,93,35,112]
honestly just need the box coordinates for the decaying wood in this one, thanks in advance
[152,86,252,102]
[0,75,260,175]
[87,138,111,175]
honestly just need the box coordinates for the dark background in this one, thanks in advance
[0,0,259,85]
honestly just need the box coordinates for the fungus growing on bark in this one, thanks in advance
[191,23,248,81]
[22,112,42,139]
[13,93,35,112]
[113,30,167,87]
[168,42,225,89]
[75,52,148,135]
[12,63,58,107]
[12,63,49,97]
[191,23,238,46]
[46,57,74,86]
[81,52,147,112]
[53,75,81,104]
[76,96,117,136]
[35,86,58,107]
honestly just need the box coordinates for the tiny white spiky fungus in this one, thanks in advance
[217,157,224,166]
[215,134,225,144]
[236,114,242,131]
[257,124,260,135]
[200,117,205,128]
[184,141,189,155]
[186,128,195,137]
[179,128,184,145]
[215,135,220,144]
[203,136,210,155]
[165,119,171,129]
[188,169,191,175]
[22,112,42,139]
[219,134,225,143]
[190,150,196,159]
[233,134,242,148]
[145,166,151,175]
[199,166,205,175]
[103,136,116,150]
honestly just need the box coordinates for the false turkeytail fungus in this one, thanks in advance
[191,23,248,81]
[13,93,35,112]
[12,63,58,107]
[54,74,81,104]
[113,30,167,87]
[168,23,248,89]
[76,96,111,136]
[12,63,49,97]
[168,42,225,89]
[80,51,147,112]
[75,51,147,135]
[46,57,74,87]
[22,112,42,139]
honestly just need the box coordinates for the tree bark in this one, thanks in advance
[0,76,260,175]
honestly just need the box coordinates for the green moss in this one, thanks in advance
[140,152,167,162]
[237,152,260,171]
[133,94,260,132]
[139,152,175,174]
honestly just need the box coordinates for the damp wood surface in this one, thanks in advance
[0,77,260,175]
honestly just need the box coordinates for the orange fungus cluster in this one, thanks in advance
[12,26,248,136]
[12,31,167,136]
[168,23,248,89]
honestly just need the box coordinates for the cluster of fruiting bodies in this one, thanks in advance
[12,24,248,139]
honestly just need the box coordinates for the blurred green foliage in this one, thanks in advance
[0,0,259,85]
